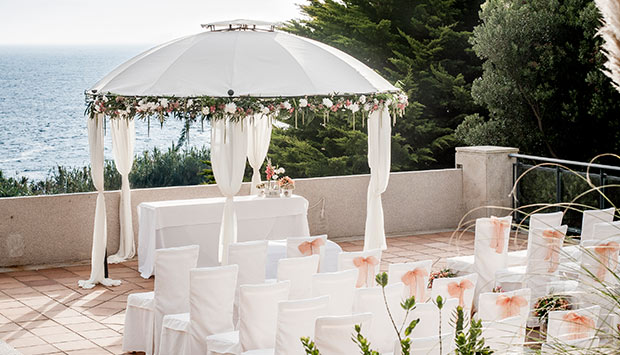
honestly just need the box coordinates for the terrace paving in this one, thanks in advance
[0,231,527,354]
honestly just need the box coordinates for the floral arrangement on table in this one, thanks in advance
[427,268,457,288]
[534,294,572,324]
[85,92,409,129]
[278,176,295,197]
[264,159,286,197]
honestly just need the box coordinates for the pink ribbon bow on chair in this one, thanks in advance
[542,229,564,273]
[447,279,474,308]
[495,294,527,319]
[562,312,595,340]
[594,241,620,280]
[297,237,325,256]
[490,217,509,254]
[353,256,379,288]
[401,267,427,300]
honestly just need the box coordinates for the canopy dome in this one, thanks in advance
[90,24,398,98]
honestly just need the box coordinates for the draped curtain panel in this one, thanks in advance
[108,117,136,264]
[364,105,391,251]
[79,114,121,289]
[247,114,273,195]
[211,118,249,264]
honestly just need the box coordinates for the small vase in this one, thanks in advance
[266,180,280,198]
[282,188,293,197]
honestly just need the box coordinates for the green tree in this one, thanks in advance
[274,0,483,176]
[458,0,620,160]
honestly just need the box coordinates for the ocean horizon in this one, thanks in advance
[0,45,211,181]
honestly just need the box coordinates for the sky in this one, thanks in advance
[0,0,306,46]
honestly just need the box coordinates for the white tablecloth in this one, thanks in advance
[138,195,310,278]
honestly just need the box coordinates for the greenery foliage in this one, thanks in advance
[454,306,493,355]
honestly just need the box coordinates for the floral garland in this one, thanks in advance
[85,92,409,128]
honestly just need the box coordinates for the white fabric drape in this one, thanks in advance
[108,117,136,264]
[363,105,391,251]
[211,118,249,264]
[78,114,121,289]
[247,114,272,195]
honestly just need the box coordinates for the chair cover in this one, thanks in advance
[430,273,478,312]
[159,313,189,355]
[286,235,327,272]
[547,305,600,342]
[404,299,458,339]
[277,255,320,300]
[474,216,512,295]
[481,315,525,352]
[266,239,342,278]
[478,288,531,323]
[312,269,357,315]
[579,237,620,286]
[153,245,200,355]
[272,296,329,354]
[228,240,268,288]
[122,291,154,353]
[541,336,600,354]
[353,283,404,353]
[314,313,373,355]
[395,333,455,355]
[581,208,616,243]
[388,260,432,302]
[338,249,382,288]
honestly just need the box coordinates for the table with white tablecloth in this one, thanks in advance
[138,195,311,278]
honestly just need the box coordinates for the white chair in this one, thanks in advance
[265,239,343,278]
[338,249,382,288]
[228,240,269,288]
[312,269,357,315]
[404,298,458,339]
[388,260,432,302]
[286,235,327,272]
[395,333,455,355]
[506,211,564,267]
[314,313,373,355]
[579,237,620,286]
[242,296,330,354]
[481,315,525,352]
[474,216,512,295]
[547,305,601,342]
[122,245,199,355]
[353,283,404,353]
[277,255,320,299]
[206,281,290,354]
[158,265,238,355]
[477,288,531,324]
[541,336,600,354]
[430,273,478,312]
[560,216,619,276]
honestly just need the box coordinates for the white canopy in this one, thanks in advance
[90,28,397,97]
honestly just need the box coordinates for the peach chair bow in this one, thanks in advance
[594,241,620,280]
[401,267,427,300]
[562,312,595,340]
[447,279,474,308]
[495,294,527,319]
[298,237,326,256]
[542,229,564,273]
[490,217,509,254]
[353,256,379,288]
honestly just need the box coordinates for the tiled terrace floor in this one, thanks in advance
[0,231,527,354]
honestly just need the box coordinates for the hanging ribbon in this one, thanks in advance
[542,229,564,273]
[298,237,325,256]
[401,267,427,300]
[353,256,379,288]
[490,216,509,254]
[562,312,595,340]
[447,279,474,307]
[594,241,620,280]
[495,294,527,319]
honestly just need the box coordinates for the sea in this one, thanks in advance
[0,45,210,181]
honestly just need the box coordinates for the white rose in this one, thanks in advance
[385,98,392,106]
[322,98,333,108]
[349,103,360,113]
[276,167,285,174]
[273,174,278,180]
[187,99,193,107]
[261,106,270,115]
[363,102,372,111]
[224,102,237,114]
[94,105,101,113]
[283,101,292,110]
[160,98,169,108]
[398,94,408,104]
[359,95,366,104]
[299,98,308,108]
[202,107,209,115]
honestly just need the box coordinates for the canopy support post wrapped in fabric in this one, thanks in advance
[211,118,249,264]
[78,114,121,289]
[363,105,391,251]
[247,114,273,195]
[108,117,136,264]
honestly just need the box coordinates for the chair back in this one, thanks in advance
[547,305,600,342]
[314,313,372,355]
[474,216,512,295]
[312,269,357,315]
[227,240,268,287]
[478,288,531,324]
[541,336,600,354]
[395,333,455,355]
[580,236,620,285]
[430,273,478,312]
[591,221,620,244]
[353,283,404,353]
[277,255,320,299]
[238,280,290,352]
[274,296,330,355]
[581,208,615,242]
[287,235,327,272]
[526,211,564,256]
[188,265,238,355]
[405,298,458,339]
[525,226,568,301]
[338,249,382,288]
[481,315,525,351]
[153,245,200,355]
[388,260,432,302]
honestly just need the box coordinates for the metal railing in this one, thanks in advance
[509,153,620,234]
